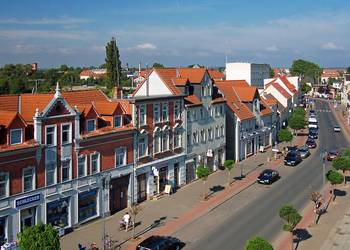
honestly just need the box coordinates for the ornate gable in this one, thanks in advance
[47,100,71,117]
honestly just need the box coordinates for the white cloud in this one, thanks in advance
[320,42,343,50]
[127,43,157,51]
[0,16,89,25]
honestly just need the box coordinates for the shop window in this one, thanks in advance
[114,115,122,128]
[47,198,69,228]
[153,103,160,123]
[46,126,56,146]
[23,167,35,192]
[138,136,147,158]
[46,163,56,186]
[153,133,161,154]
[61,159,71,182]
[61,123,71,144]
[115,147,126,167]
[86,119,95,132]
[10,129,22,145]
[91,153,100,174]
[78,189,97,222]
[20,207,36,232]
[0,172,9,199]
[162,102,169,122]
[78,155,86,177]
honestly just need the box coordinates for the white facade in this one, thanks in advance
[134,71,172,96]
[226,62,270,89]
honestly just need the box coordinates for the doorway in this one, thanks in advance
[158,167,167,193]
[20,207,36,232]
[137,174,147,203]
[173,163,179,188]
[110,175,130,215]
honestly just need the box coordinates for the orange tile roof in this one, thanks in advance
[208,69,225,80]
[80,69,94,77]
[185,95,202,107]
[117,99,132,115]
[20,93,53,122]
[0,139,38,153]
[260,98,273,116]
[63,89,108,106]
[215,80,250,88]
[233,87,259,102]
[0,95,19,112]
[0,111,26,128]
[154,68,182,95]
[75,103,99,117]
[279,75,297,94]
[211,97,226,104]
[262,94,278,105]
[93,101,119,115]
[174,78,189,86]
[178,68,207,83]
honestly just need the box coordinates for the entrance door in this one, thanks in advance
[159,167,167,193]
[110,175,130,215]
[173,163,179,188]
[20,207,36,232]
[137,174,147,203]
[186,162,195,184]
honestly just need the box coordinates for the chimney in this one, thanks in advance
[113,86,123,99]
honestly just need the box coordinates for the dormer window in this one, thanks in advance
[87,119,96,132]
[10,129,22,145]
[114,115,122,128]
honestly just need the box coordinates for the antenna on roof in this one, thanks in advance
[146,64,149,97]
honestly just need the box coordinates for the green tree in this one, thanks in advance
[300,82,312,94]
[290,59,322,80]
[245,236,274,250]
[105,37,122,89]
[196,165,210,200]
[288,114,306,135]
[277,129,293,145]
[293,107,306,117]
[332,156,350,185]
[18,222,60,250]
[269,67,275,78]
[224,160,235,186]
[279,204,302,249]
[326,169,344,200]
[152,62,165,68]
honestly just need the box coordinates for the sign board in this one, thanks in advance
[16,194,40,208]
[207,149,213,157]
[152,167,159,177]
[164,185,172,195]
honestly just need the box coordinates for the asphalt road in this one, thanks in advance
[175,100,349,250]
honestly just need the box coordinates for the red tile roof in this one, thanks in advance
[93,101,119,115]
[174,78,189,86]
[211,97,226,104]
[80,69,94,77]
[117,99,132,115]
[0,111,26,128]
[0,95,19,112]
[178,68,207,83]
[208,69,225,80]
[63,89,108,106]
[185,95,202,107]
[20,93,53,122]
[215,80,250,88]
[260,99,273,116]
[279,75,297,94]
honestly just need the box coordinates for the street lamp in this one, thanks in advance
[100,172,111,250]
[320,149,327,199]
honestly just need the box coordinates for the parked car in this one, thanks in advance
[298,146,311,159]
[136,236,182,250]
[305,139,317,148]
[334,126,341,132]
[309,110,316,115]
[308,131,318,139]
[286,146,298,152]
[284,151,302,166]
[327,150,339,161]
[257,169,280,185]
[309,127,318,135]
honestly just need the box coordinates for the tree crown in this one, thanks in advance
[326,169,344,185]
[196,165,210,180]
[245,236,274,250]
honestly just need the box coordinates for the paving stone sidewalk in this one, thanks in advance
[61,140,301,250]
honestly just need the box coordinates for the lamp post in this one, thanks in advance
[101,172,111,250]
[320,149,327,199]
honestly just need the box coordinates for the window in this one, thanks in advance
[87,120,95,132]
[215,126,220,138]
[187,110,191,121]
[192,110,197,120]
[114,116,122,128]
[193,131,199,144]
[138,136,147,158]
[215,107,219,117]
[208,106,212,117]
[46,126,56,146]
[201,130,206,142]
[23,167,35,192]
[200,108,203,119]
[221,125,225,137]
[61,124,71,144]
[10,129,22,145]
[153,104,160,123]
[174,101,181,120]
[174,130,182,148]
[154,133,161,154]
[201,86,206,97]
[220,105,224,115]
[162,103,168,121]
[139,105,146,126]
[115,147,126,167]
[162,132,169,151]
[78,155,86,178]
[46,163,56,186]
[187,133,191,146]
[0,172,9,198]
[61,159,71,182]
[208,128,213,140]
[91,153,100,174]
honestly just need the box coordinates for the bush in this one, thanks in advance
[245,236,274,250]
[277,129,293,143]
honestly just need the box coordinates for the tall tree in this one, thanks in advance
[290,59,322,81]
[105,37,122,89]
[279,204,302,249]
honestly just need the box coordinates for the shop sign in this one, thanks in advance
[16,194,40,208]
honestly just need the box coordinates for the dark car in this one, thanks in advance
[306,139,317,148]
[308,131,318,139]
[257,169,280,185]
[137,236,181,250]
[309,110,316,115]
[286,146,298,152]
[298,146,311,159]
[327,150,339,161]
[284,151,302,166]
[309,127,318,135]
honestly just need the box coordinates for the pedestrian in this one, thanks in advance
[123,212,130,232]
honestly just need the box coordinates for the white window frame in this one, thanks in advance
[162,131,169,151]
[162,102,169,122]
[139,105,146,126]
[90,153,100,174]
[45,163,56,186]
[0,172,9,199]
[173,129,182,149]
[10,128,22,145]
[221,125,225,137]
[61,158,71,182]
[153,103,160,124]
[201,129,206,142]
[115,147,127,167]
[86,119,96,132]
[208,128,213,140]
[174,101,181,120]
[153,133,161,154]
[216,126,220,138]
[138,135,147,158]
[45,125,57,146]
[61,123,72,145]
[22,166,35,192]
[77,155,87,178]
[113,115,122,128]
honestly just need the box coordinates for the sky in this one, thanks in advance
[0,0,350,68]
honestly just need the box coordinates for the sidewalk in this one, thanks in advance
[61,136,305,250]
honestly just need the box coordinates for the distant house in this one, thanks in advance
[79,69,107,80]
[321,69,342,83]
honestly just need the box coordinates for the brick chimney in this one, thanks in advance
[113,86,123,99]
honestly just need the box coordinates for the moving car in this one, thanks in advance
[137,236,181,250]
[308,131,318,139]
[284,151,302,166]
[334,126,341,132]
[298,146,311,159]
[327,150,339,161]
[257,169,280,185]
[305,139,317,148]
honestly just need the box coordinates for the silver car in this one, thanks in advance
[298,146,311,159]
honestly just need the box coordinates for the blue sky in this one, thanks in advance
[0,0,350,68]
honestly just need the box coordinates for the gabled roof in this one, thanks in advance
[178,68,207,83]
[153,68,182,95]
[233,87,259,102]
[94,101,123,116]
[208,69,225,80]
[174,78,189,86]
[20,93,53,122]
[75,103,99,117]
[0,111,27,128]
[262,94,278,105]
[117,99,132,115]
[185,95,202,107]
[80,69,94,77]
[63,89,108,106]
[268,82,292,99]
[0,95,19,112]
[266,76,297,94]
[260,99,273,116]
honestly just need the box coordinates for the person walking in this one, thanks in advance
[123,212,130,232]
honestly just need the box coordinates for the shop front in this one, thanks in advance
[185,158,196,184]
[151,166,168,194]
[46,198,70,228]
[109,175,129,215]
[0,217,6,245]
[15,193,41,232]
[78,189,98,223]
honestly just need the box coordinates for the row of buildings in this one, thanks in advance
[0,64,301,243]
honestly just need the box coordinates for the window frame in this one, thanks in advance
[139,105,146,126]
[22,166,35,192]
[61,158,71,182]
[10,128,22,145]
[45,125,57,146]
[45,162,56,186]
[153,103,160,124]
[113,115,122,128]
[77,155,87,178]
[90,153,100,174]
[162,102,169,122]
[115,147,127,167]
[138,135,147,158]
[0,172,9,199]
[162,130,169,151]
[173,129,182,149]
[153,133,161,154]
[61,123,72,145]
[174,101,181,120]
[86,119,96,132]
